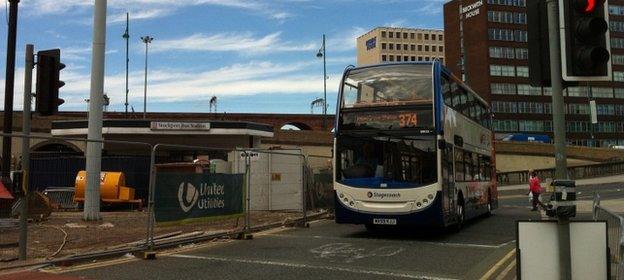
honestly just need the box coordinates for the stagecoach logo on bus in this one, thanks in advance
[178,182,226,213]
[367,191,401,199]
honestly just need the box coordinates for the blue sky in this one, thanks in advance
[0,0,444,114]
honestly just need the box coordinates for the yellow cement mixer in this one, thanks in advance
[74,171,140,206]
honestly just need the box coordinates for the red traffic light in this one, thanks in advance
[575,0,598,13]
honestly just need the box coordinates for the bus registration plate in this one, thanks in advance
[372,218,397,225]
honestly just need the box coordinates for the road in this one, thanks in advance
[6,182,623,280]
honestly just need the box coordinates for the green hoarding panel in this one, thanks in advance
[154,172,244,225]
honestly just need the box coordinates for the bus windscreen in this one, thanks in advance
[341,64,433,108]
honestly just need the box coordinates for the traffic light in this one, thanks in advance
[528,0,551,87]
[36,49,65,116]
[560,0,611,81]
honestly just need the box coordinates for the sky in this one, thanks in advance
[0,0,444,114]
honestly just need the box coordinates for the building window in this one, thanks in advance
[612,38,624,49]
[614,71,624,82]
[389,32,394,38]
[490,65,515,76]
[418,56,423,61]
[398,56,403,62]
[492,120,518,132]
[425,57,430,61]
[517,84,541,95]
[410,33,415,39]
[404,44,408,50]
[516,66,529,77]
[389,55,394,61]
[389,43,394,50]
[402,56,408,61]
[440,46,444,52]
[397,44,401,50]
[418,33,422,40]
[432,46,437,52]
[519,120,544,132]
[610,5,624,16]
[611,21,624,33]
[403,32,408,39]
[567,103,589,114]
[491,83,517,95]
[425,45,430,52]
[425,34,429,40]
[381,31,387,38]
[411,56,416,61]
[439,34,443,41]
[418,45,423,51]
[489,46,515,59]
[492,101,518,113]
[411,44,416,51]
[567,87,588,97]
[487,0,526,7]
[514,30,528,42]
[615,88,624,98]
[592,87,614,98]
[613,55,624,65]
[515,48,529,59]
[517,102,543,114]
[488,28,515,41]
[597,104,615,115]
[396,32,401,38]
[381,43,387,50]
[382,55,387,62]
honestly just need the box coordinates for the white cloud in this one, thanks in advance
[0,61,340,110]
[151,32,317,54]
[25,0,294,22]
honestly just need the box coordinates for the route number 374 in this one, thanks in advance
[399,113,418,128]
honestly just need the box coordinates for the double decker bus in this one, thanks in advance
[333,61,497,230]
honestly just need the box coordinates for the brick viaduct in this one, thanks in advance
[0,112,335,132]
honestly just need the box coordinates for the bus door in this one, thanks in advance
[441,143,455,218]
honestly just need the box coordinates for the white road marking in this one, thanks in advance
[309,242,404,263]
[169,254,458,280]
[266,233,511,249]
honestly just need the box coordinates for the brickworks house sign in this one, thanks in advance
[461,0,483,20]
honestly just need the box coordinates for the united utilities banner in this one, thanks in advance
[154,172,244,225]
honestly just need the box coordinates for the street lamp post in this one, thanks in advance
[316,34,327,129]
[141,36,153,119]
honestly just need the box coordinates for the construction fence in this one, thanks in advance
[0,134,334,266]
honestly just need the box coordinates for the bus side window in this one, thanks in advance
[454,149,464,182]
[442,75,452,106]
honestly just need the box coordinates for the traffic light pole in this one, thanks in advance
[18,44,33,261]
[547,0,571,278]
[2,0,19,179]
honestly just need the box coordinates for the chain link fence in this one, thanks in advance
[498,161,624,186]
[0,133,151,266]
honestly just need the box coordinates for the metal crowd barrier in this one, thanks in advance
[593,193,624,279]
[498,160,624,186]
[42,188,78,209]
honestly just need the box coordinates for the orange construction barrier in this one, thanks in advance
[74,171,139,205]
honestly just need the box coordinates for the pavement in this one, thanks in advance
[1,177,622,280]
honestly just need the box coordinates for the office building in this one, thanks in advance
[356,27,445,66]
[444,0,624,147]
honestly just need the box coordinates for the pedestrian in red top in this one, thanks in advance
[528,170,546,211]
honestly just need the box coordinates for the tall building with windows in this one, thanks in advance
[356,27,445,66]
[444,0,624,147]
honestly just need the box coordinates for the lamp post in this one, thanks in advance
[316,34,327,129]
[141,36,153,119]
[123,13,129,116]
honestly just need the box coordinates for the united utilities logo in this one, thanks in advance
[367,191,401,199]
[178,182,199,213]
